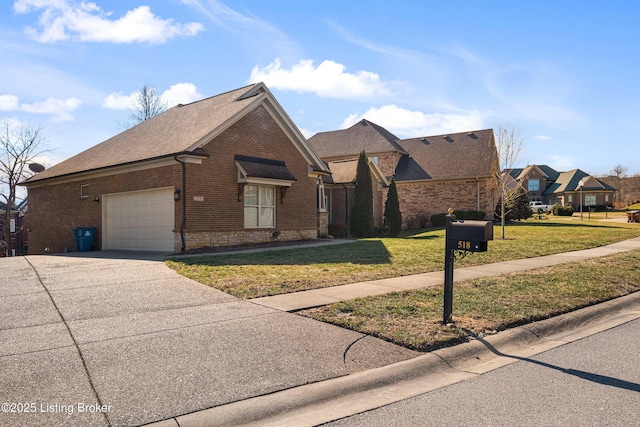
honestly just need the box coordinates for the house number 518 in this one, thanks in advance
[457,240,471,250]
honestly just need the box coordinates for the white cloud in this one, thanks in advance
[534,135,552,141]
[102,83,203,111]
[548,155,577,171]
[182,0,297,56]
[161,83,202,107]
[249,58,393,99]
[0,94,81,122]
[341,105,487,138]
[0,95,21,111]
[13,1,204,44]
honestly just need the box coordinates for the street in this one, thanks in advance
[327,318,640,426]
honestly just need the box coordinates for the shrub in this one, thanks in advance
[430,213,447,227]
[328,223,349,237]
[350,151,373,237]
[454,210,486,220]
[554,205,574,216]
[383,179,402,237]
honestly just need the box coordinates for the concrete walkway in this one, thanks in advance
[250,236,640,311]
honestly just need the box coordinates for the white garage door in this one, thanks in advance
[103,187,175,251]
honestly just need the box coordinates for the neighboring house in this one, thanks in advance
[0,201,22,256]
[21,83,330,254]
[309,119,499,228]
[507,165,616,210]
[322,157,389,228]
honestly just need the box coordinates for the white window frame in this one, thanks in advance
[244,185,276,228]
[80,184,89,198]
[584,194,596,206]
[318,184,327,212]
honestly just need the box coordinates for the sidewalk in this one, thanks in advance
[250,236,640,311]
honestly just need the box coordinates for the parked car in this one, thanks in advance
[529,201,553,214]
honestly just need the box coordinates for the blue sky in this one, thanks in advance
[2,0,639,176]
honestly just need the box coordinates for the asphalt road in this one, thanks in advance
[326,318,640,426]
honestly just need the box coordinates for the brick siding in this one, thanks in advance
[26,105,320,254]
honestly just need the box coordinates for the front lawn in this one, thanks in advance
[166,218,640,299]
[300,249,640,352]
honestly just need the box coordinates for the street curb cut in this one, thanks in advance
[150,291,640,427]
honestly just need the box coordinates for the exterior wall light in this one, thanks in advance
[174,189,181,202]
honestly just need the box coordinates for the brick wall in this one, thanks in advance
[26,165,179,254]
[397,178,496,228]
[26,104,320,254]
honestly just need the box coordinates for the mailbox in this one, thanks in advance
[446,220,493,252]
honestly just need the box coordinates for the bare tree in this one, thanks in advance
[125,85,167,128]
[610,165,628,207]
[495,125,526,239]
[0,120,47,256]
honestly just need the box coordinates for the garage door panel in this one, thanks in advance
[103,188,175,251]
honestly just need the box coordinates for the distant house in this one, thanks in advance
[0,200,25,256]
[507,165,616,210]
[22,83,330,254]
[309,119,500,228]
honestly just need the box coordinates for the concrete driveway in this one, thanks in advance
[0,252,417,426]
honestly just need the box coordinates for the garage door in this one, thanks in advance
[102,187,175,251]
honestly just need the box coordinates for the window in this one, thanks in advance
[528,179,540,191]
[605,194,609,202]
[244,185,275,228]
[568,195,573,203]
[318,184,327,212]
[585,195,596,206]
[80,184,89,198]
[10,218,15,233]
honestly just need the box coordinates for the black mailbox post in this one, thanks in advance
[443,212,493,324]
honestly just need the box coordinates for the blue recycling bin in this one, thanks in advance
[73,227,96,252]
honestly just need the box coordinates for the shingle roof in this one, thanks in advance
[25,83,328,184]
[394,129,497,181]
[509,165,560,181]
[308,119,405,158]
[544,169,615,194]
[235,155,297,182]
[326,160,358,184]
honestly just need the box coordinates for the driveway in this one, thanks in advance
[0,252,417,426]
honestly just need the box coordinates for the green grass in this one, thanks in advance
[300,250,640,352]
[167,217,640,299]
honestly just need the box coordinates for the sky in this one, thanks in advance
[2,0,640,177]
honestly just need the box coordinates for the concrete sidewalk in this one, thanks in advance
[250,236,640,311]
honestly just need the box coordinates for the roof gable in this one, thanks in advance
[308,119,405,159]
[543,169,616,194]
[235,155,297,183]
[325,158,388,186]
[25,83,328,184]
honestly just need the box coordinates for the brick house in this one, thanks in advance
[507,165,616,210]
[309,120,499,229]
[22,83,330,254]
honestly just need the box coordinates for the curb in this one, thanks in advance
[148,292,640,427]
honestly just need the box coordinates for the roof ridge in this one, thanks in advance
[173,83,258,108]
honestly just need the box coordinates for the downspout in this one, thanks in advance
[174,155,186,252]
[477,178,481,211]
[342,183,349,227]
